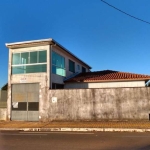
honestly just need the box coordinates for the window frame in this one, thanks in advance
[82,66,86,73]
[11,50,47,74]
[77,64,80,71]
[69,59,75,73]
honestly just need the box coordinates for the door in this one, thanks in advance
[11,83,39,121]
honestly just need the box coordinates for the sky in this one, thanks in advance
[0,0,150,88]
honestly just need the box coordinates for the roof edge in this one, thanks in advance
[5,38,53,47]
[84,78,150,82]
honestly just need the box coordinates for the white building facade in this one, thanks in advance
[6,38,91,121]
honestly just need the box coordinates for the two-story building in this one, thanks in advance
[6,38,91,121]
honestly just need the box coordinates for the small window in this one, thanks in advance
[52,83,64,89]
[82,67,86,73]
[69,60,75,73]
[77,65,80,70]
[12,102,27,111]
[28,102,39,111]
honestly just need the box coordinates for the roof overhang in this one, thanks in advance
[5,38,54,49]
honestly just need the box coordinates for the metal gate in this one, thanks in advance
[11,83,39,121]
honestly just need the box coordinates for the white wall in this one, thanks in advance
[64,81,146,89]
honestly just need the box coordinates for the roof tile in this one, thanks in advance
[65,70,150,83]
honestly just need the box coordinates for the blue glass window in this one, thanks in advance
[12,50,47,74]
[82,67,86,73]
[30,52,37,63]
[39,51,47,63]
[12,53,20,65]
[12,64,47,74]
[21,52,29,64]
[52,51,65,76]
[69,60,75,73]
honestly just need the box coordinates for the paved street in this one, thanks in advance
[0,131,150,150]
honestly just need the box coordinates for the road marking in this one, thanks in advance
[20,131,94,135]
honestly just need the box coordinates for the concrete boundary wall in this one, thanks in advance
[0,90,7,120]
[47,87,150,121]
[0,108,7,120]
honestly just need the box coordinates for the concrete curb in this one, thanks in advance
[1,128,150,132]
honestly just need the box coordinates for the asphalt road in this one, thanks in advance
[0,131,150,150]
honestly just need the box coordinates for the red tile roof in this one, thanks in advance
[65,70,150,83]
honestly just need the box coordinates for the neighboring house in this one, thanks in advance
[1,84,8,90]
[0,83,7,102]
[6,38,91,121]
[64,70,150,89]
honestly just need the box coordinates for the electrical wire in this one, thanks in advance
[101,0,150,25]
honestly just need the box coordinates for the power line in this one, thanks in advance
[101,0,150,25]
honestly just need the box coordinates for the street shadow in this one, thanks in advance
[137,145,150,150]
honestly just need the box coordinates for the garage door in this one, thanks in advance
[11,83,39,121]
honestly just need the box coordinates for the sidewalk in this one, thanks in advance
[1,121,150,132]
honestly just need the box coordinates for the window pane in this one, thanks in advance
[12,66,25,74]
[62,69,66,76]
[12,53,20,65]
[52,65,56,74]
[69,60,75,73]
[52,51,56,65]
[28,102,39,111]
[61,57,65,68]
[56,67,62,75]
[82,67,86,73]
[39,50,47,63]
[26,65,47,73]
[52,51,65,69]
[12,102,27,111]
[52,65,65,76]
[21,52,29,64]
[12,64,47,74]
[78,65,80,70]
[30,52,37,63]
[56,54,61,68]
